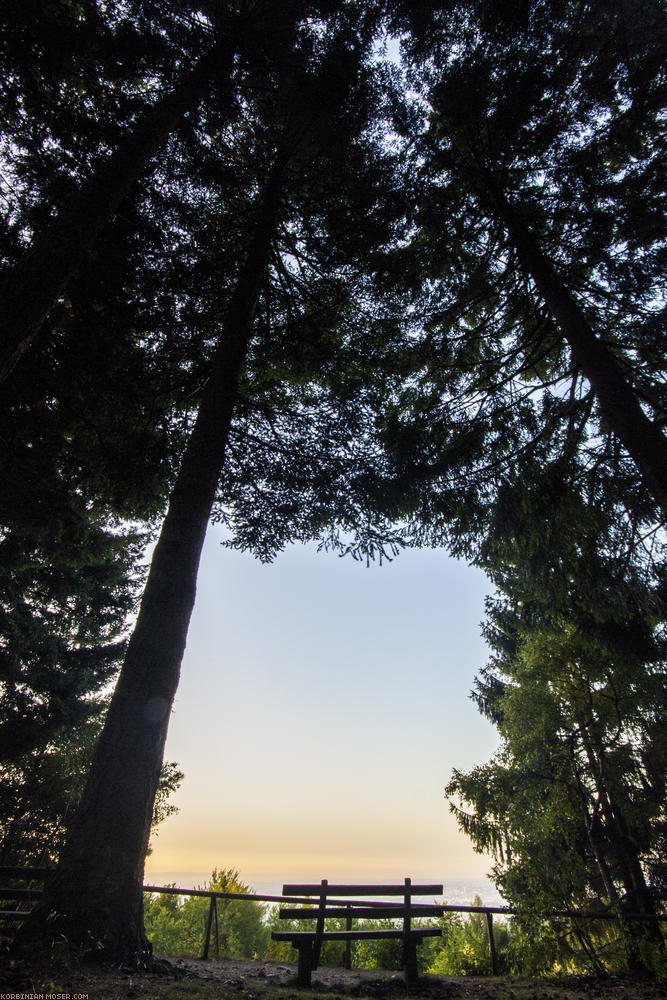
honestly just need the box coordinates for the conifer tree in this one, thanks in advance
[0,0,275,381]
[382,0,667,529]
[446,474,666,969]
[15,5,401,963]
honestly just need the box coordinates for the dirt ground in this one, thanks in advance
[1,955,665,1000]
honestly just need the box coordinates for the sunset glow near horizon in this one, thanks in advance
[144,525,500,900]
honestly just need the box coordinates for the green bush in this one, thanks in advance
[353,919,404,971]
[426,898,510,976]
[144,868,268,959]
[263,903,349,966]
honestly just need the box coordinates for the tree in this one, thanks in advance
[446,468,666,972]
[0,717,103,868]
[0,0,338,381]
[0,721,183,869]
[0,69,205,856]
[144,868,268,959]
[0,242,181,865]
[0,500,141,763]
[18,147,288,966]
[0,0,234,381]
[16,5,402,965]
[379,0,667,534]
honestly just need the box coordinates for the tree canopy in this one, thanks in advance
[8,1,412,964]
[1,0,665,972]
[375,0,667,544]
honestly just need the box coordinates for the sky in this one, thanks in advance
[144,523,501,903]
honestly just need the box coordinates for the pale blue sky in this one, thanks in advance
[145,524,500,901]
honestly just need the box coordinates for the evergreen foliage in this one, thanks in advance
[1,0,665,972]
[7,2,411,963]
[446,476,666,971]
[378,0,667,541]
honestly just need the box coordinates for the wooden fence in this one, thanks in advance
[1,868,664,976]
[143,881,666,974]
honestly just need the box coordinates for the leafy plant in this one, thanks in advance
[144,868,268,960]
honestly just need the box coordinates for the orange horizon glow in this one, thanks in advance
[143,530,500,900]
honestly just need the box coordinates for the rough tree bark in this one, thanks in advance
[15,155,287,965]
[0,39,230,383]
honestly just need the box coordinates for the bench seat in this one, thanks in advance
[272,927,442,942]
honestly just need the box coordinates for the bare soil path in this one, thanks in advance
[1,955,664,1000]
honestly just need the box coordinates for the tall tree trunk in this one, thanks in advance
[580,723,664,949]
[478,172,667,514]
[585,820,644,970]
[575,715,663,970]
[0,40,229,384]
[14,155,287,966]
[573,769,643,970]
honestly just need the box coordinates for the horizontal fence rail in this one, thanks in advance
[140,880,666,973]
[1,869,665,975]
[142,883,666,923]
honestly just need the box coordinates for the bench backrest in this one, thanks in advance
[280,878,442,951]
[282,881,443,898]
[281,878,443,915]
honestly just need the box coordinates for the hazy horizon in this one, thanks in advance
[143,871,503,907]
[145,526,500,903]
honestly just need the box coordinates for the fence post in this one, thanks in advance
[202,894,215,959]
[213,896,220,957]
[344,905,352,970]
[485,911,498,975]
[402,876,418,985]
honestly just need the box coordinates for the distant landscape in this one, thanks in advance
[144,873,503,908]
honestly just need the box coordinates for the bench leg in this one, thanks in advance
[403,940,419,986]
[295,940,314,987]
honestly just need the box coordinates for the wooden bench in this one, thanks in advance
[272,878,443,986]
